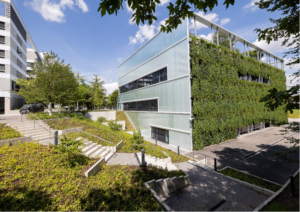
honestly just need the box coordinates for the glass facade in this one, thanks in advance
[123,99,158,111]
[120,67,167,93]
[151,127,169,143]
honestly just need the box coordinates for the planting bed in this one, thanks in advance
[219,167,281,192]
[45,115,189,163]
[0,124,23,141]
[288,109,300,119]
[116,111,135,131]
[0,142,184,211]
[27,112,80,120]
[262,173,299,211]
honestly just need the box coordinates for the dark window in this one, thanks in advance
[251,76,259,82]
[123,99,158,111]
[0,50,4,58]
[151,127,169,143]
[120,67,167,93]
[0,64,4,72]
[11,80,15,91]
[0,21,4,30]
[0,35,4,44]
[10,5,27,41]
[263,77,269,84]
[238,72,247,80]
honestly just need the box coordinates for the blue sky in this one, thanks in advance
[12,0,298,94]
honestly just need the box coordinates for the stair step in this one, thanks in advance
[23,131,51,137]
[84,145,102,157]
[82,143,97,153]
[104,152,114,162]
[98,149,110,158]
[91,147,107,158]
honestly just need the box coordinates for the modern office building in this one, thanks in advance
[118,14,285,151]
[0,0,42,114]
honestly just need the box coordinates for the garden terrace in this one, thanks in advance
[190,37,287,150]
[0,142,185,211]
[45,115,189,163]
[0,124,23,140]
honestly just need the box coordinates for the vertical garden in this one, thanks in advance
[190,36,287,150]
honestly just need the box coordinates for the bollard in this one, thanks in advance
[54,131,58,146]
[289,175,295,197]
[214,158,217,171]
[155,137,157,162]
[177,146,180,168]
[141,149,145,169]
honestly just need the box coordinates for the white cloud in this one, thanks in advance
[243,0,259,12]
[117,58,124,63]
[199,33,212,41]
[189,11,219,30]
[253,37,290,53]
[104,82,118,95]
[25,0,88,23]
[220,18,230,26]
[76,0,88,12]
[157,18,167,31]
[129,24,156,45]
[129,16,135,25]
[158,0,171,6]
[126,1,133,13]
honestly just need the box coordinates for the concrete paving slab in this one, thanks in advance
[106,153,140,165]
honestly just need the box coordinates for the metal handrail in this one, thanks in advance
[76,128,114,145]
[192,152,215,167]
[29,112,52,138]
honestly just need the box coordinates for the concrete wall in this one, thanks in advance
[85,111,116,121]
[102,120,125,130]
[0,136,32,146]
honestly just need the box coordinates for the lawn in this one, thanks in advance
[0,124,23,141]
[116,111,135,131]
[45,114,189,163]
[0,142,185,211]
[262,173,299,211]
[288,109,300,119]
[219,167,281,192]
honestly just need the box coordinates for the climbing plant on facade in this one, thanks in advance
[190,36,287,150]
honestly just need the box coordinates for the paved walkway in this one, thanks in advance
[163,162,268,211]
[0,114,29,124]
[106,153,140,165]
[186,126,299,184]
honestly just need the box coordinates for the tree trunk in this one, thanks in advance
[68,102,70,113]
[77,101,79,111]
[48,102,52,116]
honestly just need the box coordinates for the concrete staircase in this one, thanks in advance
[77,137,114,162]
[7,121,54,141]
[136,152,178,171]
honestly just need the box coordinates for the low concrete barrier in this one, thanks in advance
[84,158,105,177]
[58,127,83,136]
[0,136,32,146]
[85,111,116,121]
[102,121,125,130]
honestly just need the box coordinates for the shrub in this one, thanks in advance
[0,124,23,140]
[108,120,122,131]
[97,117,106,123]
[131,129,144,150]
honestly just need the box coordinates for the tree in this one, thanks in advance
[255,0,299,163]
[248,50,264,59]
[107,89,118,109]
[16,51,79,116]
[98,0,235,33]
[90,75,106,109]
[75,73,91,110]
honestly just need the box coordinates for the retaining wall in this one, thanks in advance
[0,136,32,146]
[84,158,105,177]
[85,111,116,121]
[58,127,83,136]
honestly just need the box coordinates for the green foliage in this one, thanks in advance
[116,111,135,131]
[131,129,144,150]
[27,112,80,120]
[0,124,23,140]
[108,120,123,131]
[97,117,106,123]
[98,0,235,33]
[0,142,184,211]
[288,109,300,119]
[45,116,189,163]
[219,167,281,192]
[190,37,287,150]
[107,89,118,108]
[90,75,106,109]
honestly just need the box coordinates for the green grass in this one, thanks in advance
[288,109,300,119]
[27,112,85,120]
[45,115,189,163]
[219,167,281,192]
[0,124,23,140]
[0,142,184,211]
[116,111,135,131]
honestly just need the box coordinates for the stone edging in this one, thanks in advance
[188,161,275,196]
[0,136,32,146]
[144,171,190,212]
[253,168,300,212]
[84,158,105,177]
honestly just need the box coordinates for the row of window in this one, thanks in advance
[238,73,270,84]
[151,127,169,143]
[120,67,167,94]
[123,99,158,111]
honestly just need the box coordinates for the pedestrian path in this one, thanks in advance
[107,153,140,165]
[162,162,268,211]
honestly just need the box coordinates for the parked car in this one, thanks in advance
[20,104,44,114]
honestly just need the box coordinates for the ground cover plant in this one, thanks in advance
[0,124,23,140]
[116,111,135,131]
[190,36,287,149]
[27,112,81,120]
[0,142,184,211]
[262,173,299,211]
[219,167,281,192]
[45,115,189,163]
[288,109,300,119]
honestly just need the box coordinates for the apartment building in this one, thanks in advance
[118,14,285,151]
[0,0,41,114]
